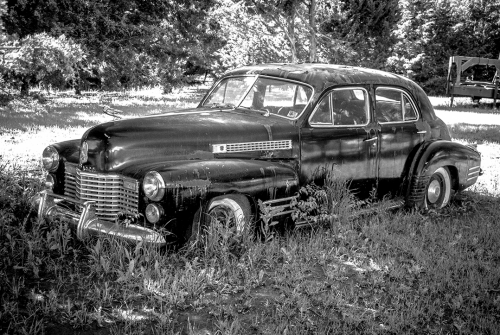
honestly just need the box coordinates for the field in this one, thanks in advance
[0,90,499,334]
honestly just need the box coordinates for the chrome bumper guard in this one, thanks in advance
[32,191,166,246]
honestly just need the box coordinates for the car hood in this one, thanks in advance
[80,107,300,174]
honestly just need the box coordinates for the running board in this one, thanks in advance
[294,198,404,228]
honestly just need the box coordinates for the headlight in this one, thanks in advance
[142,171,165,201]
[145,203,164,224]
[42,146,59,172]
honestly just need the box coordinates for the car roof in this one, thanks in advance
[225,63,411,91]
[224,63,437,121]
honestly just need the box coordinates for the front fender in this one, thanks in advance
[149,159,299,213]
[52,139,81,165]
[406,140,481,206]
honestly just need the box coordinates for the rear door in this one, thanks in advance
[374,87,426,196]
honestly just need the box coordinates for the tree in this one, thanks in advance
[248,0,307,63]
[308,0,317,62]
[0,0,5,37]
[210,0,292,71]
[3,33,85,95]
[216,0,339,66]
[3,0,224,92]
[387,0,500,94]
[320,0,401,68]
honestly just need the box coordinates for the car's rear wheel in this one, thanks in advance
[425,167,452,209]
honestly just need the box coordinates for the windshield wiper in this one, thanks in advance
[238,106,271,117]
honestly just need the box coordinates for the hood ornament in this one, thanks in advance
[79,141,88,166]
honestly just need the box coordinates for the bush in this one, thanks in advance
[420,76,448,96]
[2,33,86,94]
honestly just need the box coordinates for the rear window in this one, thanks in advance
[375,88,418,123]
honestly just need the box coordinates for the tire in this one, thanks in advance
[187,194,251,243]
[206,194,251,234]
[425,167,452,209]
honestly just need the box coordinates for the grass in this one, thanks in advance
[0,90,500,334]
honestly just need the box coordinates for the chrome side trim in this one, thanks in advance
[213,140,292,154]
[467,165,481,181]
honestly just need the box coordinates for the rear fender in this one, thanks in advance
[405,140,481,207]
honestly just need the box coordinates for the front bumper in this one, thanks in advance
[32,191,166,246]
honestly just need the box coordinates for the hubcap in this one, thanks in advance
[211,207,233,224]
[427,180,442,204]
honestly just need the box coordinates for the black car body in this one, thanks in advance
[33,64,482,246]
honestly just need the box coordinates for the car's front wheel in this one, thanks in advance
[187,194,252,244]
[206,194,251,233]
[425,167,452,209]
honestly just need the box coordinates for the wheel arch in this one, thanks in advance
[405,140,474,207]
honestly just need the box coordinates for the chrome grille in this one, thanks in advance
[64,163,139,221]
[212,140,292,153]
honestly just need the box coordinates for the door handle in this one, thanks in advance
[364,137,377,142]
[417,130,427,134]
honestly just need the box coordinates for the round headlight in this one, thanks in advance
[42,146,59,172]
[142,171,165,201]
[145,203,164,224]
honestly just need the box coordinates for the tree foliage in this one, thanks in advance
[0,0,499,94]
[3,0,224,91]
[387,0,500,94]
[320,0,401,68]
[0,0,5,36]
[3,33,85,94]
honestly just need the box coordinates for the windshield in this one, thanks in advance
[202,76,313,119]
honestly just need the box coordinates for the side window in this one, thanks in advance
[310,88,368,126]
[332,89,368,125]
[376,88,418,122]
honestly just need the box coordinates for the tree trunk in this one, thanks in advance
[287,16,298,63]
[74,67,82,95]
[20,78,30,96]
[309,0,317,63]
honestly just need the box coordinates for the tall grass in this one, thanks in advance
[1,92,499,333]
[1,162,499,334]
[448,123,500,144]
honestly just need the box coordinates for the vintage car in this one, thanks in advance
[32,64,482,246]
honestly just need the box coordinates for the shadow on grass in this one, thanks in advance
[449,123,500,144]
[0,103,103,132]
[0,89,206,133]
